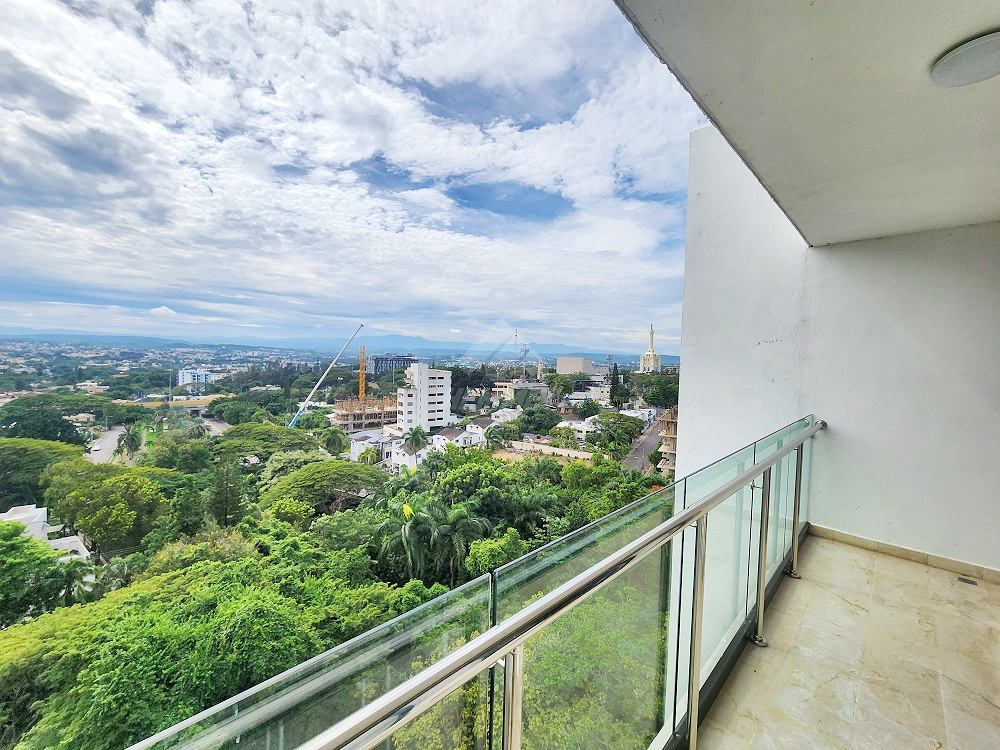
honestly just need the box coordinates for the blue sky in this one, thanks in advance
[0,1,704,355]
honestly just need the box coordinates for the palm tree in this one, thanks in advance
[403,426,428,453]
[187,421,209,439]
[90,558,129,600]
[116,422,143,459]
[359,446,379,465]
[53,557,94,606]
[485,426,508,451]
[378,494,435,580]
[428,501,490,587]
[510,489,554,536]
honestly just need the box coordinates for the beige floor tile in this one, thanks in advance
[767,647,860,745]
[862,603,938,672]
[697,539,1000,750]
[696,723,750,750]
[850,703,947,750]
[941,674,1000,750]
[703,658,779,741]
[747,706,851,750]
[795,611,867,668]
[768,578,813,616]
[857,654,947,742]
[935,610,1000,704]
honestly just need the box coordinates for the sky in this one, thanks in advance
[0,0,705,355]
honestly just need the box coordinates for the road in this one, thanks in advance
[202,417,231,436]
[624,413,665,473]
[86,425,124,463]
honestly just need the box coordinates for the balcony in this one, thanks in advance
[700,534,1000,749]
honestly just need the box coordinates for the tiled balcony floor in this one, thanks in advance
[699,536,1000,749]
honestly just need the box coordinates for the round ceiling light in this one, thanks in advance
[930,30,1000,87]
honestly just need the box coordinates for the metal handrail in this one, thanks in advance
[298,419,826,750]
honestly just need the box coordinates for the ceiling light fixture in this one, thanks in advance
[930,30,1000,87]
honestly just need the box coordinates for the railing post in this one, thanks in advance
[750,468,771,647]
[687,516,708,750]
[787,446,804,579]
[502,644,524,750]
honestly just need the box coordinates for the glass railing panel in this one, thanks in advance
[387,672,490,750]
[799,433,813,533]
[519,540,667,750]
[136,576,491,750]
[664,528,692,740]
[699,481,755,676]
[494,482,679,620]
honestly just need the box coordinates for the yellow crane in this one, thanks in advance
[358,345,366,402]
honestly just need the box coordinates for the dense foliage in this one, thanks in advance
[0,439,82,511]
[0,389,671,750]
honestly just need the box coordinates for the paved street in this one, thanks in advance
[86,425,123,463]
[623,412,665,473]
[202,417,230,436]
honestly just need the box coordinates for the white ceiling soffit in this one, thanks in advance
[616,1,1000,246]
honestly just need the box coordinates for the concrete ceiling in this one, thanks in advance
[616,2,1000,246]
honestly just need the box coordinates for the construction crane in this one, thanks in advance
[289,323,363,428]
[358,345,366,402]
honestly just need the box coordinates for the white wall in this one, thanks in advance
[679,126,1000,569]
[677,127,809,477]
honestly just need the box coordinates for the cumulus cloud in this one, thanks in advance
[0,0,704,353]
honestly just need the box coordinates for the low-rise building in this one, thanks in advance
[491,379,550,405]
[0,504,91,561]
[349,430,403,464]
[431,427,483,450]
[491,407,522,424]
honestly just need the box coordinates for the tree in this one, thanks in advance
[52,557,94,607]
[378,495,435,581]
[358,446,379,466]
[269,496,315,529]
[115,422,143,459]
[509,488,555,536]
[465,528,530,576]
[574,399,601,418]
[403,426,428,453]
[72,474,168,551]
[0,404,85,445]
[485,422,520,450]
[0,438,81,511]
[609,363,630,408]
[209,457,246,528]
[257,450,331,493]
[547,426,580,450]
[518,405,562,435]
[310,508,383,553]
[427,501,490,587]
[0,521,62,626]
[320,427,349,455]
[214,422,320,463]
[260,460,387,514]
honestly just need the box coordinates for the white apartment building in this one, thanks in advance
[177,369,223,385]
[396,363,453,433]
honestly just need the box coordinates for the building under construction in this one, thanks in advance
[328,397,397,433]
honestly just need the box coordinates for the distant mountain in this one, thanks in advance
[0,327,679,362]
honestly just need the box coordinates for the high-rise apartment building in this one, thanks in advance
[396,363,452,432]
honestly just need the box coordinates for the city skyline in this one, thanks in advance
[0,1,704,354]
